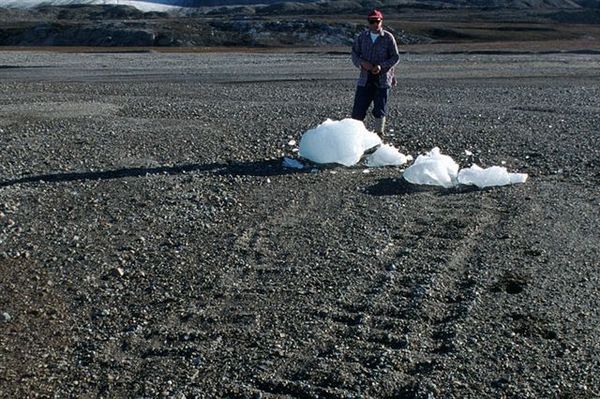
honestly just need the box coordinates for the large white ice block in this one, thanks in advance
[403,147,459,188]
[299,118,382,166]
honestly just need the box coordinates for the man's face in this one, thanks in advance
[368,18,382,32]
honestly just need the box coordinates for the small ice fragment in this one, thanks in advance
[282,157,304,170]
[364,144,409,167]
[363,169,371,174]
[458,165,509,187]
[288,139,297,146]
[389,129,395,132]
[403,147,459,188]
[458,164,528,188]
[266,178,271,183]
[509,173,528,184]
[465,150,473,156]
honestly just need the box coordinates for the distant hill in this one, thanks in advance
[0,1,178,12]
[148,0,600,8]
[0,1,598,47]
[1,0,599,9]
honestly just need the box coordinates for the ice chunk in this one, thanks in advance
[282,157,304,170]
[364,144,409,167]
[403,147,459,188]
[509,173,528,184]
[458,164,528,188]
[299,118,382,166]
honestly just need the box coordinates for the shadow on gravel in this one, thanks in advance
[366,178,437,196]
[366,178,480,196]
[0,159,305,187]
[0,65,50,69]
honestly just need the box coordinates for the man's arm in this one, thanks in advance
[351,34,373,71]
[379,34,400,71]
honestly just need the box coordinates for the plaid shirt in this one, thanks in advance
[351,29,400,88]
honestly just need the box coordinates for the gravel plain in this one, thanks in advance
[0,50,599,398]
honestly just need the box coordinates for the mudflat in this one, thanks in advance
[0,50,598,398]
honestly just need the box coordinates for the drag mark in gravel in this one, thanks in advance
[217,179,380,398]
[232,185,505,397]
[275,194,506,397]
[399,212,499,371]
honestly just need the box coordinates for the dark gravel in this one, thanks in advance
[0,50,599,398]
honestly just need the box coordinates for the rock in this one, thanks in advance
[113,267,125,277]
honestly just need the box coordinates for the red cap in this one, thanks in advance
[368,9,383,20]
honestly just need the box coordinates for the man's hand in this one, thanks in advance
[371,65,382,75]
[360,61,374,71]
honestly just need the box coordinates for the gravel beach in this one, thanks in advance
[0,50,599,398]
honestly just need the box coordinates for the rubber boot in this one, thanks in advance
[374,117,386,138]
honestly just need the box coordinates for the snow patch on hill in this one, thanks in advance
[0,0,181,12]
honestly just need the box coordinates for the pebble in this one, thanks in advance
[113,267,125,277]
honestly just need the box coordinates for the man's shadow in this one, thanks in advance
[0,159,306,188]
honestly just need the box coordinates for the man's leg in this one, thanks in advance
[372,87,389,136]
[351,84,376,121]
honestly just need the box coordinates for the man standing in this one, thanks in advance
[351,9,400,138]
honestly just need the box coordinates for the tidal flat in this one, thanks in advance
[0,50,598,398]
